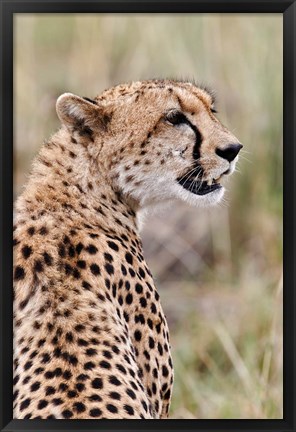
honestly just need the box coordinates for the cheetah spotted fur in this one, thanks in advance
[13,79,241,419]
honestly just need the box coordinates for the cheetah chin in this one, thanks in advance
[173,179,225,208]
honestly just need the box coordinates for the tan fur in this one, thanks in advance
[13,79,241,419]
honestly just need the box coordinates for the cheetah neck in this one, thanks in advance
[18,129,139,236]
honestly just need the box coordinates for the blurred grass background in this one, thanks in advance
[14,14,283,419]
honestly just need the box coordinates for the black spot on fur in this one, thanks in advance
[154,322,161,334]
[104,252,113,262]
[116,364,127,375]
[74,324,85,332]
[20,398,31,411]
[149,337,155,349]
[77,260,86,269]
[106,403,118,413]
[76,242,84,254]
[109,391,121,400]
[78,338,89,347]
[75,382,85,392]
[109,375,121,386]
[124,404,135,416]
[14,266,25,281]
[62,409,73,419]
[45,386,55,396]
[65,333,73,343]
[162,365,169,377]
[21,245,32,259]
[164,389,171,400]
[72,268,81,279]
[77,373,89,381]
[140,297,147,308]
[105,263,114,275]
[107,241,119,251]
[86,348,97,357]
[135,283,143,294]
[41,353,51,364]
[134,330,142,341]
[84,361,95,370]
[89,394,102,402]
[90,263,100,276]
[38,400,48,410]
[24,361,33,371]
[92,377,103,389]
[39,226,48,235]
[125,252,133,265]
[86,244,98,254]
[27,227,35,236]
[43,252,53,266]
[99,360,111,370]
[73,402,86,413]
[129,268,136,277]
[89,408,102,417]
[64,263,72,275]
[82,280,91,290]
[59,383,68,392]
[67,390,77,398]
[34,259,43,273]
[126,388,136,400]
[68,245,75,257]
[151,303,157,314]
[121,264,127,276]
[58,244,66,258]
[30,381,40,392]
[126,293,133,305]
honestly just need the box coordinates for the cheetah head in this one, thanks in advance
[56,80,242,210]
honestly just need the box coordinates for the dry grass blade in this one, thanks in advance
[213,321,254,393]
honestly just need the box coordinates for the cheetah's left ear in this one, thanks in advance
[56,93,110,132]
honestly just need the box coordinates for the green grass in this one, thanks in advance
[167,274,283,418]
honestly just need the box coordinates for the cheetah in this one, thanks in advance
[13,79,242,419]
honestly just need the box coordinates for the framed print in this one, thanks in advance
[0,1,295,431]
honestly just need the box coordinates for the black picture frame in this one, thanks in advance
[0,1,295,431]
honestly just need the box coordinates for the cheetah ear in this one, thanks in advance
[56,93,110,132]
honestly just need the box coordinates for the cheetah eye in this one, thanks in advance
[165,111,188,126]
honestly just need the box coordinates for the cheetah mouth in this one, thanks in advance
[177,177,222,195]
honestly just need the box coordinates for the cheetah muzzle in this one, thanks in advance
[13,79,242,420]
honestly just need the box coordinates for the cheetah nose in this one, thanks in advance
[215,143,243,163]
